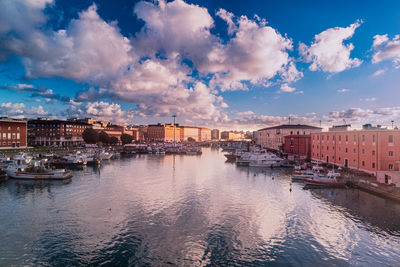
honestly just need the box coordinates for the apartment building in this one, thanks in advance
[0,118,27,149]
[28,119,90,147]
[147,123,181,142]
[199,128,211,141]
[256,124,322,151]
[211,129,220,140]
[181,126,200,141]
[311,128,400,185]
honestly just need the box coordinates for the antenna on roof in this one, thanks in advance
[288,116,291,125]
[319,120,321,128]
[392,120,394,129]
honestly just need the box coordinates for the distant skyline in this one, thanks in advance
[1,0,400,130]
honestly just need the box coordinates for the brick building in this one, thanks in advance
[283,135,311,159]
[256,124,322,151]
[28,119,90,147]
[211,129,220,140]
[0,118,27,149]
[311,127,400,185]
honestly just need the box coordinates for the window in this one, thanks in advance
[389,151,394,157]
[354,135,356,142]
[339,135,341,141]
[353,160,356,165]
[297,131,299,135]
[362,149,365,154]
[389,135,394,143]
[373,135,375,143]
[327,146,329,151]
[389,164,394,170]
[8,127,10,131]
[17,127,20,131]
[346,135,348,142]
[327,135,329,140]
[353,148,356,153]
[322,135,324,140]
[290,131,293,135]
[7,133,11,139]
[345,148,348,153]
[12,133,15,139]
[362,135,365,142]
[372,150,375,156]
[372,163,375,169]
[362,161,365,166]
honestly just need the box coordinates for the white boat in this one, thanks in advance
[6,159,72,180]
[13,152,33,163]
[98,151,113,160]
[304,171,346,187]
[237,153,283,167]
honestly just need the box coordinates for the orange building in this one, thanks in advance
[311,127,400,185]
[147,123,181,142]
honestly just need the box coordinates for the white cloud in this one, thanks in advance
[371,68,386,77]
[279,83,296,93]
[299,21,362,73]
[360,97,376,102]
[0,102,47,117]
[372,34,400,66]
[237,111,254,116]
[67,101,132,125]
[337,88,349,93]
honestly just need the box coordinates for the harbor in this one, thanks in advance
[0,147,399,265]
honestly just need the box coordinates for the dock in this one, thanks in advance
[347,180,400,203]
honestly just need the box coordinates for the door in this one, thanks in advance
[326,155,329,163]
[344,159,348,168]
[385,175,389,184]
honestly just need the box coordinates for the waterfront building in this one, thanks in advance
[199,128,211,141]
[28,119,90,147]
[181,126,200,141]
[256,124,322,151]
[0,118,27,149]
[211,129,220,140]
[311,126,400,186]
[147,123,181,142]
[283,135,311,159]
[220,131,245,141]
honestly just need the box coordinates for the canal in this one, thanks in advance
[0,148,400,266]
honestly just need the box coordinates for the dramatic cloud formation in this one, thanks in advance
[372,34,400,66]
[299,21,362,73]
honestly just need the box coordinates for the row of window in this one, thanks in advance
[313,134,395,143]
[0,133,20,139]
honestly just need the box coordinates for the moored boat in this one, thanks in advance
[6,160,72,180]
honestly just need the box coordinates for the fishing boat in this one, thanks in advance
[6,159,72,180]
[303,171,346,187]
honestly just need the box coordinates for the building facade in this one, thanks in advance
[181,126,200,141]
[199,128,211,141]
[211,129,220,140]
[28,119,90,147]
[311,129,400,185]
[257,124,322,151]
[147,123,181,142]
[283,135,311,159]
[220,131,244,141]
[0,118,27,149]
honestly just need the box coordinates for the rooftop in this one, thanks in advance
[258,124,322,131]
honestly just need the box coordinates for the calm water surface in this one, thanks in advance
[1,148,400,266]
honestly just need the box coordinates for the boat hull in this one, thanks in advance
[303,179,346,187]
[6,170,73,180]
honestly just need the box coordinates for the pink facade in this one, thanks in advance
[311,130,400,185]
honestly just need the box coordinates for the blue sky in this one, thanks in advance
[1,0,400,130]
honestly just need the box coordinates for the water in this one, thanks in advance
[1,148,400,266]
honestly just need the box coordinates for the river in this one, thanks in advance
[0,148,400,266]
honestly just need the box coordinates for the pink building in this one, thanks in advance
[311,129,400,186]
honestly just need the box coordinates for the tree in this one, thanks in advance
[120,133,133,145]
[187,137,196,142]
[99,131,110,144]
[82,128,99,144]
[110,136,119,145]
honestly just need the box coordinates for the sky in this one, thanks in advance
[1,0,400,130]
